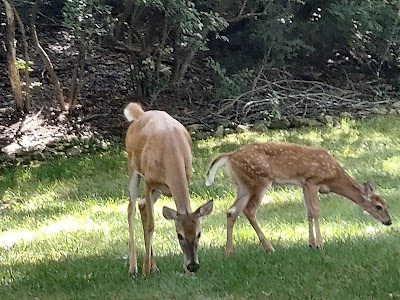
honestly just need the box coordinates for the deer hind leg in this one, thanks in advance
[303,183,322,248]
[243,185,275,253]
[140,187,160,275]
[138,190,161,273]
[128,171,140,274]
[226,183,250,256]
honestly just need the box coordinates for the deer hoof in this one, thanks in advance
[128,264,138,275]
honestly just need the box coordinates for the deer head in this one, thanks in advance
[360,182,391,225]
[163,200,213,273]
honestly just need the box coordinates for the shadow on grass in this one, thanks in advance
[0,165,19,206]
[2,233,400,300]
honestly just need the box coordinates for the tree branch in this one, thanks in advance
[30,1,67,111]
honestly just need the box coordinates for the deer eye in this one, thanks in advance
[197,232,201,239]
[376,205,383,211]
[177,233,184,241]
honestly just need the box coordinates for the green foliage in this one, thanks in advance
[206,0,400,81]
[206,57,254,98]
[166,0,227,49]
[1,116,400,299]
[247,3,314,66]
[15,58,33,72]
[104,0,228,95]
[134,57,168,96]
[10,0,399,100]
[15,58,42,90]
[206,0,321,75]
[62,0,113,39]
[9,0,400,88]
[329,0,400,76]
[266,92,282,120]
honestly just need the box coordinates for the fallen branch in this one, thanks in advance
[181,70,395,126]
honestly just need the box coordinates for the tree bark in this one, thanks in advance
[30,1,67,111]
[3,0,24,110]
[68,28,88,112]
[8,0,32,110]
[155,15,169,73]
[171,28,210,85]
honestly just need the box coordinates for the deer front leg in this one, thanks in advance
[142,186,156,276]
[303,186,315,248]
[128,172,139,274]
[128,200,137,274]
[310,188,323,248]
[138,192,160,273]
[303,184,323,248]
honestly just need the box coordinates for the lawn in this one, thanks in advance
[1,116,400,300]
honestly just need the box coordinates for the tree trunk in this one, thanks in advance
[4,0,24,110]
[155,15,169,73]
[30,1,67,111]
[173,46,198,85]
[171,28,210,85]
[68,28,88,112]
[10,0,31,110]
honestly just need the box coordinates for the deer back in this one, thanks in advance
[125,108,193,206]
[226,142,341,186]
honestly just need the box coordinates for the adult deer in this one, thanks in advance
[205,141,391,255]
[124,102,213,276]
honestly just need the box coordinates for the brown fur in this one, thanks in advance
[206,141,391,254]
[124,102,145,121]
[124,102,213,275]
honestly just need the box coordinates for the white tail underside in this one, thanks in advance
[123,106,135,122]
[205,155,228,186]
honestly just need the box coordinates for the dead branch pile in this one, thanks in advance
[185,70,393,126]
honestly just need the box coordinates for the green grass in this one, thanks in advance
[1,115,400,300]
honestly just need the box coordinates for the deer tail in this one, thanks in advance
[205,154,229,186]
[124,102,144,122]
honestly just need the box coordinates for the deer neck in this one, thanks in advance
[328,172,364,205]
[166,160,192,214]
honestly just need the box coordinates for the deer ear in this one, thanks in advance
[362,182,375,200]
[194,200,214,217]
[162,206,178,220]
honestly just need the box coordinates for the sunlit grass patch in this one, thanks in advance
[381,155,400,176]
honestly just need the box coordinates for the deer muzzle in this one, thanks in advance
[184,241,199,273]
[383,219,392,226]
[187,262,200,272]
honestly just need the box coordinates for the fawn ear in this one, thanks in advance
[362,182,375,200]
[162,206,178,220]
[194,200,214,217]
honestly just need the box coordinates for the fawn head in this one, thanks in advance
[361,182,391,226]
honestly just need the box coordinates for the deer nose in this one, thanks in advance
[187,262,199,272]
[383,219,392,226]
